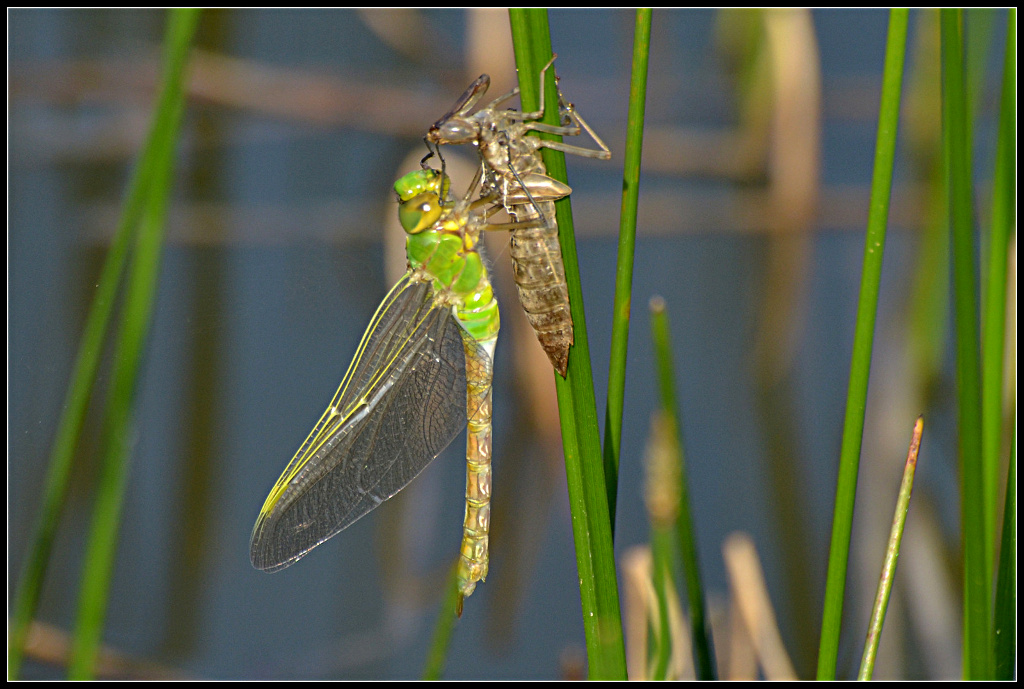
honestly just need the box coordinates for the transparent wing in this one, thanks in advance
[250,274,469,572]
[432,74,490,128]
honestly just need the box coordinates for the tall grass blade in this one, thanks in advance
[990,20,1016,678]
[982,10,1015,642]
[639,411,680,679]
[8,48,156,686]
[993,423,1016,679]
[649,519,676,680]
[940,8,991,679]
[905,10,951,408]
[964,5,999,606]
[817,8,908,679]
[858,417,924,680]
[65,9,201,679]
[603,7,652,528]
[421,562,462,680]
[649,297,717,679]
[507,8,626,679]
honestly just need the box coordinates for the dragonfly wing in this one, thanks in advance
[433,74,490,128]
[251,276,468,572]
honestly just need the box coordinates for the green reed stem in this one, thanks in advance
[603,7,652,530]
[858,417,924,680]
[649,297,716,680]
[421,561,463,680]
[940,8,991,679]
[993,422,1016,680]
[649,523,675,680]
[66,9,200,679]
[817,9,908,679]
[989,25,1016,678]
[508,9,626,680]
[982,15,1015,668]
[8,50,151,685]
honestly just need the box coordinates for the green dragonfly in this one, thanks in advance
[426,56,610,376]
[250,167,499,610]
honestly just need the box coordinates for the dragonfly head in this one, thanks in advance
[395,169,451,234]
[427,117,480,147]
[427,74,489,147]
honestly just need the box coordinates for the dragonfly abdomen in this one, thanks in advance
[506,196,573,375]
[457,334,495,601]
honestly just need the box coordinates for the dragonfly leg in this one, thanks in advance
[511,72,611,162]
[520,106,612,161]
[483,85,521,111]
[557,104,612,159]
[521,120,582,137]
[531,137,612,161]
[514,54,559,121]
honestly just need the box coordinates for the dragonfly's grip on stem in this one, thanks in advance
[425,57,610,377]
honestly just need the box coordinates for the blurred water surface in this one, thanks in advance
[10,8,1004,680]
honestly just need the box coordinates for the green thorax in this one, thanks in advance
[394,170,499,343]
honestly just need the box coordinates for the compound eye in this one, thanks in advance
[394,168,442,202]
[398,192,442,234]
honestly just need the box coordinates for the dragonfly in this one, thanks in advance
[426,56,610,376]
[250,167,499,611]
